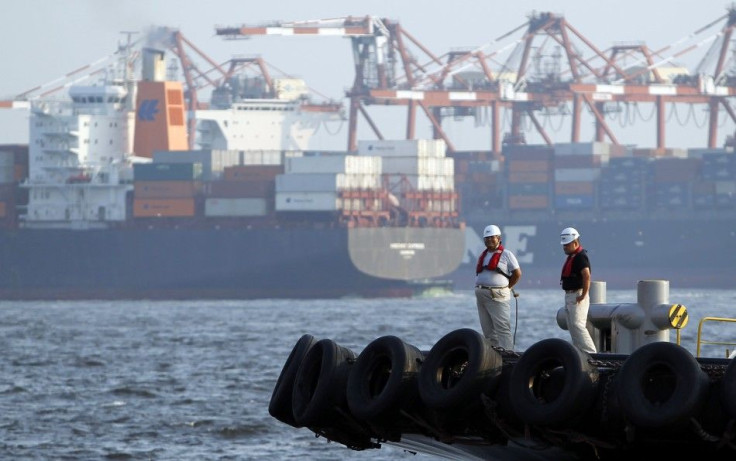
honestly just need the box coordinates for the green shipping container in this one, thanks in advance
[134,162,203,181]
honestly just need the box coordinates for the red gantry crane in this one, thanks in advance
[217,9,736,152]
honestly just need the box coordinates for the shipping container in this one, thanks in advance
[508,194,548,209]
[554,194,595,209]
[154,149,241,180]
[133,162,203,181]
[133,198,196,217]
[134,181,201,198]
[223,164,284,181]
[554,154,607,168]
[554,181,594,195]
[553,142,612,156]
[507,172,551,183]
[508,182,550,195]
[381,157,454,176]
[502,144,554,160]
[508,160,552,172]
[204,180,274,198]
[357,139,447,157]
[648,157,701,182]
[285,155,381,174]
[385,174,455,191]
[554,168,601,182]
[275,192,339,211]
[204,198,269,217]
[276,173,382,192]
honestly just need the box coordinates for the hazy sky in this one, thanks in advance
[0,0,731,150]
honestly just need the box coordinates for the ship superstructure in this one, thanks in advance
[24,72,136,228]
[196,75,344,151]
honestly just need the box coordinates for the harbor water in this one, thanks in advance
[2,287,735,460]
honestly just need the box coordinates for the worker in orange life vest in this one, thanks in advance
[560,227,596,353]
[474,224,522,350]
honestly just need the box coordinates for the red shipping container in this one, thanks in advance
[133,198,196,217]
[508,194,549,209]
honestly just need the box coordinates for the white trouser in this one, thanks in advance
[565,290,597,353]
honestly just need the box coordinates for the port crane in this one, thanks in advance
[217,8,736,152]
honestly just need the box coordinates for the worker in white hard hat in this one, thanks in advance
[474,224,522,350]
[559,227,596,353]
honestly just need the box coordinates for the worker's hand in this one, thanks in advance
[512,289,519,298]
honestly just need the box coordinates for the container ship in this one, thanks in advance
[2,23,736,300]
[0,46,465,300]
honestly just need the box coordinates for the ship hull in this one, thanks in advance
[0,227,465,300]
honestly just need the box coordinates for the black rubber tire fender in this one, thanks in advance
[722,358,736,418]
[418,328,503,410]
[268,334,317,427]
[617,341,709,428]
[291,338,357,427]
[508,338,598,426]
[346,335,424,421]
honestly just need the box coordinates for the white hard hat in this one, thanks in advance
[483,225,501,238]
[560,227,580,245]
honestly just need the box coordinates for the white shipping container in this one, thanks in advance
[381,157,454,175]
[277,173,340,192]
[275,192,339,211]
[211,149,243,171]
[357,139,447,157]
[205,198,268,217]
[554,142,611,156]
[276,173,382,192]
[347,173,382,190]
[242,150,296,165]
[386,174,455,191]
[417,175,455,191]
[554,168,601,182]
[286,155,381,174]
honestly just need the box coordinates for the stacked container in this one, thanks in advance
[599,157,649,210]
[503,144,553,210]
[451,151,504,213]
[646,158,701,209]
[0,146,25,227]
[204,164,282,217]
[357,139,456,214]
[276,154,382,212]
[553,142,612,210]
[700,151,736,209]
[132,162,202,217]
[153,149,240,180]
